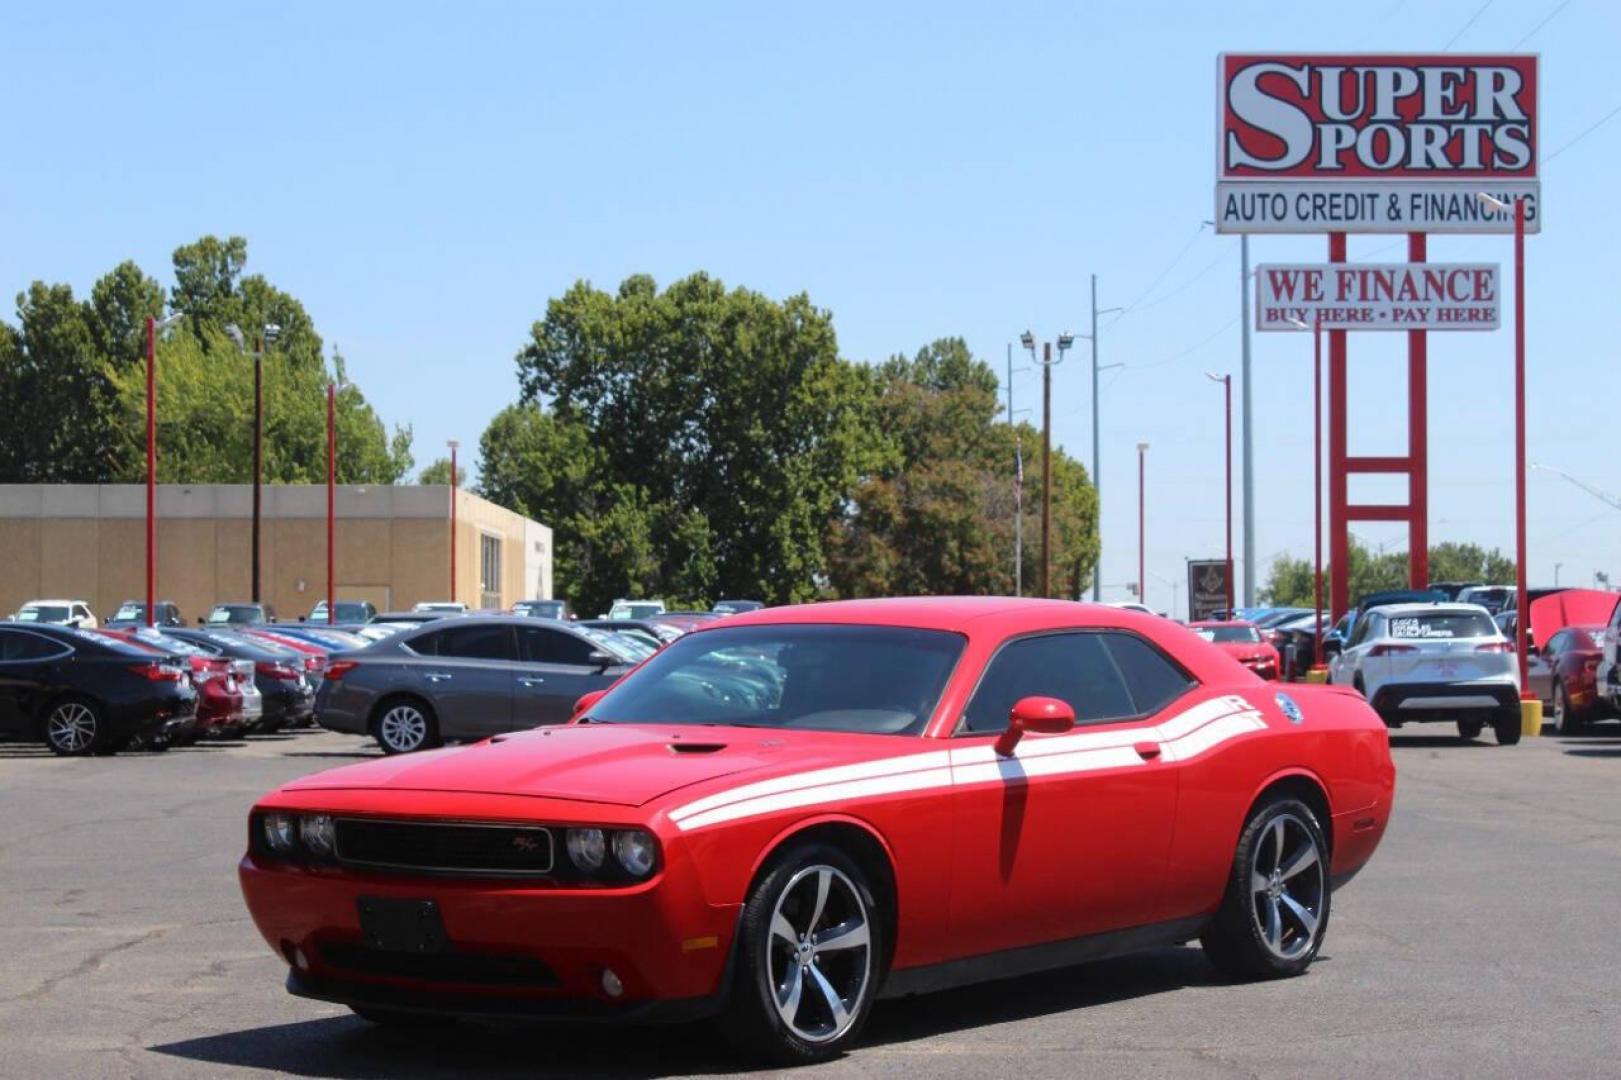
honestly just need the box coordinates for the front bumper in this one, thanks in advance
[1368,680,1519,722]
[240,853,737,1016]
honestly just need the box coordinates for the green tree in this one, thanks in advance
[417,458,466,486]
[1261,539,1515,607]
[0,236,413,485]
[826,338,1099,598]
[508,273,886,611]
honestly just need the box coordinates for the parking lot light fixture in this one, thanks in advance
[448,440,460,603]
[1137,442,1148,608]
[225,324,282,603]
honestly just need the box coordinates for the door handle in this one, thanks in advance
[424,672,453,682]
[518,676,546,686]
[1133,742,1162,761]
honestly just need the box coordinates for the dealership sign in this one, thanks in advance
[1256,262,1499,331]
[1187,559,1232,621]
[1216,54,1539,233]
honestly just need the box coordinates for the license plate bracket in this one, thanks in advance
[357,897,448,953]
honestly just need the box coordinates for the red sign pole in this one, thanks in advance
[1513,197,1530,694]
[1408,233,1429,589]
[1328,233,1349,622]
[1312,316,1324,672]
[326,383,336,625]
[1223,375,1233,618]
[144,316,157,629]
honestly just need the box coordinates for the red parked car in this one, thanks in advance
[1189,620,1281,681]
[1529,624,1610,734]
[94,629,247,741]
[240,598,1393,1064]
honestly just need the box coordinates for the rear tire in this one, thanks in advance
[372,697,440,755]
[1201,796,1330,980]
[722,843,883,1066]
[1552,684,1585,735]
[1457,718,1484,741]
[42,697,111,756]
[1493,707,1522,746]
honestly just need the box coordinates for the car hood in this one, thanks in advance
[283,724,901,808]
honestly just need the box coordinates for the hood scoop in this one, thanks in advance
[669,742,727,754]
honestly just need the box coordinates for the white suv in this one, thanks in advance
[10,599,97,629]
[1328,602,1521,744]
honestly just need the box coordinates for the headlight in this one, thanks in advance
[299,814,336,857]
[611,829,658,877]
[263,813,298,854]
[565,828,606,872]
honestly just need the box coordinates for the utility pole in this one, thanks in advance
[1240,234,1255,607]
[1021,332,1073,598]
[1007,342,1031,596]
[1090,276,1100,601]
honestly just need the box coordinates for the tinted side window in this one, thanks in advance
[959,633,1136,735]
[411,625,513,661]
[1102,633,1195,715]
[0,630,68,661]
[518,627,596,666]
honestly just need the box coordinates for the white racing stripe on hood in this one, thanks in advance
[668,693,1267,832]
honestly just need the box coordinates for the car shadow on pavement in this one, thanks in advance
[148,948,1227,1078]
[149,1014,739,1079]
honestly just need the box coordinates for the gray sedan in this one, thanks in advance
[313,616,636,754]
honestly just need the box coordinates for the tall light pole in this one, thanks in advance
[448,439,460,603]
[1022,331,1074,598]
[1137,442,1148,608]
[1082,277,1124,600]
[143,312,186,628]
[1478,191,1532,708]
[1207,371,1234,618]
[326,381,336,625]
[1006,342,1031,595]
[225,322,281,603]
[1288,315,1326,673]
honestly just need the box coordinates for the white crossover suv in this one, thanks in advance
[1328,602,1521,744]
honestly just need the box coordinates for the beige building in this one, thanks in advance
[0,484,552,623]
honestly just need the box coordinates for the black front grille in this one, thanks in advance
[334,819,554,876]
[319,942,559,987]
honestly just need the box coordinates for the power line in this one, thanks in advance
[1545,101,1621,163]
[1132,315,1239,372]
[1442,0,1495,49]
[1107,222,1210,327]
[1511,0,1571,48]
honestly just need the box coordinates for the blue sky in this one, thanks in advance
[4,1,1618,613]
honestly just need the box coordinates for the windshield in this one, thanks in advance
[575,625,652,661]
[18,605,70,622]
[586,624,964,735]
[609,603,663,620]
[518,601,565,618]
[1195,625,1261,644]
[1387,612,1499,640]
[112,604,144,621]
[208,606,259,624]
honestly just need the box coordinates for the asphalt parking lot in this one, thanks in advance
[1,726,1618,1080]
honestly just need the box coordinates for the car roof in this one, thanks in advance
[21,599,83,605]
[1189,619,1256,628]
[1365,602,1494,618]
[711,596,1152,633]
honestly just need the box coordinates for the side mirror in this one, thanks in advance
[573,689,608,718]
[995,696,1075,757]
[586,649,615,671]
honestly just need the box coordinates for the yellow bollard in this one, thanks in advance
[1519,696,1543,737]
[1304,666,1329,685]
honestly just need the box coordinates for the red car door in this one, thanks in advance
[945,630,1197,957]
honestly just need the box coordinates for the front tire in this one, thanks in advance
[1201,797,1330,980]
[1457,718,1484,741]
[372,698,440,755]
[722,844,882,1066]
[43,697,111,756]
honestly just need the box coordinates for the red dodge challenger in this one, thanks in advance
[240,598,1394,1064]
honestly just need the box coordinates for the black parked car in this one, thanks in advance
[512,599,574,620]
[205,603,277,626]
[0,624,197,755]
[712,598,765,615]
[162,628,317,731]
[578,617,683,651]
[105,601,184,628]
[314,616,638,754]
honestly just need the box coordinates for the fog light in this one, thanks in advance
[263,813,298,854]
[600,968,623,998]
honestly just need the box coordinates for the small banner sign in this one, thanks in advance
[1255,262,1500,332]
